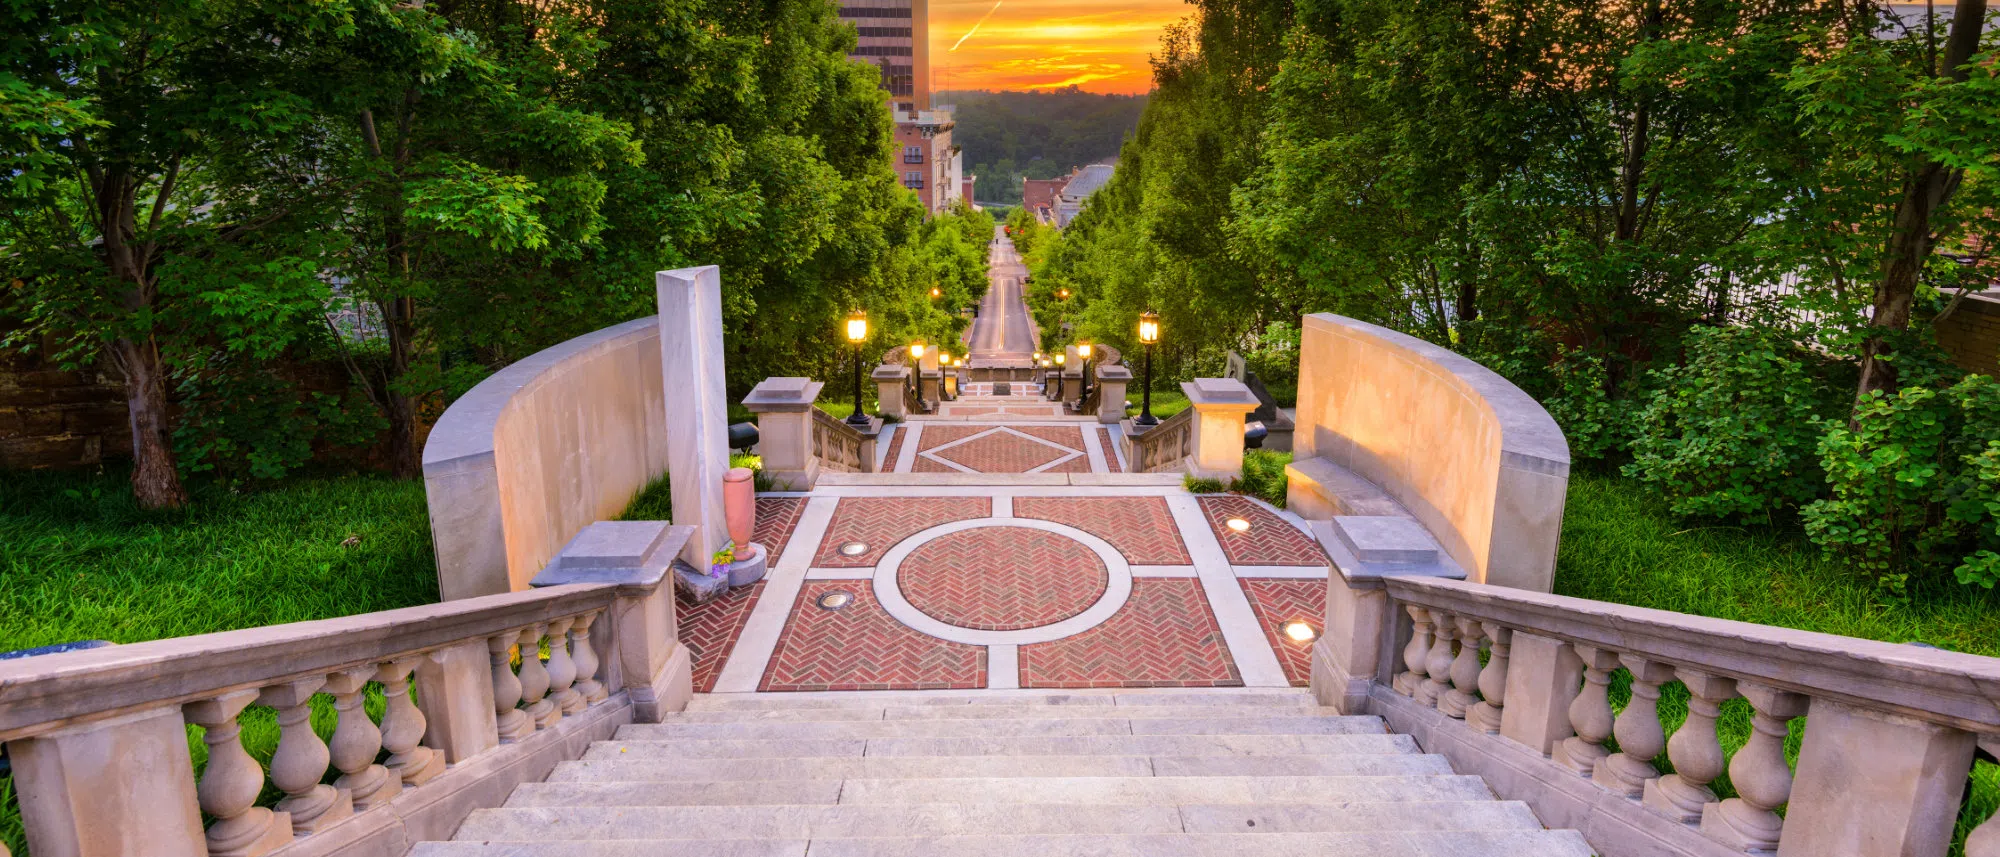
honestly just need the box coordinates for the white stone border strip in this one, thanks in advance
[1132,565,1199,578]
[1233,565,1329,579]
[1164,494,1291,688]
[894,422,924,473]
[987,644,1020,690]
[872,517,1133,646]
[710,495,838,692]
[804,567,874,580]
[916,426,1086,475]
[874,424,897,472]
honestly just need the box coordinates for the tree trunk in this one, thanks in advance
[1854,0,1987,404]
[98,170,189,510]
[383,295,421,479]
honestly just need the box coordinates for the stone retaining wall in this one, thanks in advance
[0,344,129,469]
[1290,313,1570,591]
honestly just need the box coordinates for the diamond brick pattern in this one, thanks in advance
[813,497,992,567]
[677,582,763,693]
[917,424,989,451]
[1013,496,1189,564]
[1018,579,1243,689]
[1200,495,1330,566]
[761,582,987,691]
[900,527,1108,630]
[1239,578,1327,687]
[753,497,807,565]
[922,430,1072,473]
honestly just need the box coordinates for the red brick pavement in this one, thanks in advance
[761,582,987,691]
[678,582,764,693]
[1018,579,1243,689]
[916,424,988,451]
[880,426,909,472]
[1101,427,1125,473]
[813,497,991,567]
[1238,578,1326,687]
[1200,495,1330,566]
[900,527,1109,631]
[753,497,807,565]
[1013,496,1190,565]
[921,429,1072,473]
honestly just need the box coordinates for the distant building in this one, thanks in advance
[1023,163,1116,227]
[962,176,978,210]
[843,0,964,214]
[894,110,964,214]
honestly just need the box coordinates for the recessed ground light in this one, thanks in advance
[816,590,855,610]
[1283,620,1318,643]
[1225,517,1252,533]
[838,541,869,557]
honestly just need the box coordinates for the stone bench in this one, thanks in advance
[1285,455,1409,519]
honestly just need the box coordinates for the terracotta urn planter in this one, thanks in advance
[724,467,757,551]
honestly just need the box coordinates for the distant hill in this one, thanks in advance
[940,88,1148,205]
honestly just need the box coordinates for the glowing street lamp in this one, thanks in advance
[1057,287,1070,300]
[1053,352,1066,400]
[1077,341,1094,403]
[909,341,927,411]
[1136,310,1161,427]
[843,310,870,426]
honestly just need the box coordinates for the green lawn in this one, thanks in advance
[1557,472,2000,853]
[0,468,437,855]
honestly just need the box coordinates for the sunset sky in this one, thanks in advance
[928,0,1187,94]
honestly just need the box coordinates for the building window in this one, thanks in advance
[903,145,923,164]
[852,45,913,56]
[856,26,913,37]
[839,6,912,16]
[904,172,924,189]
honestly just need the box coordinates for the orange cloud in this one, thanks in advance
[929,0,1185,94]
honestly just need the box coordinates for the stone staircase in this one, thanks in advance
[411,688,1594,856]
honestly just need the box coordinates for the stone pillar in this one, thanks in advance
[921,369,942,407]
[534,521,697,722]
[657,265,731,569]
[415,638,501,763]
[874,365,910,419]
[1093,364,1131,424]
[1498,632,1583,755]
[742,377,825,491]
[1776,699,1976,857]
[1308,573,1388,714]
[6,706,206,857]
[1184,378,1259,480]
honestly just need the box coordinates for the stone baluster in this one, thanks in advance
[518,625,560,729]
[1439,616,1485,719]
[490,630,533,742]
[547,616,585,715]
[1594,655,1675,797]
[1470,623,1510,734]
[376,658,446,786]
[1552,645,1621,777]
[1968,813,2000,857]
[1416,611,1458,708]
[325,666,402,811]
[1701,682,1807,851]
[571,610,608,705]
[185,690,293,856]
[1645,669,1738,823]
[1393,606,1434,697]
[257,678,352,836]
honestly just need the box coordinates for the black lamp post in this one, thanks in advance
[1077,340,1094,402]
[1136,310,1160,426]
[844,310,870,426]
[1053,352,1066,401]
[909,341,927,412]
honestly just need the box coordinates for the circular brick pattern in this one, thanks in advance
[898,527,1109,631]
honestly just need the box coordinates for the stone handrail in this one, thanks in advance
[811,406,874,473]
[1128,406,1194,472]
[1314,556,2000,857]
[0,523,695,857]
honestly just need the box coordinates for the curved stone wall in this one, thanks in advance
[1290,313,1570,591]
[422,316,669,600]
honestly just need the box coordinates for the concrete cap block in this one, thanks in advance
[741,377,824,412]
[1330,516,1439,564]
[1095,365,1133,381]
[1184,378,1258,407]
[533,522,694,589]
[872,365,911,381]
[1312,518,1465,584]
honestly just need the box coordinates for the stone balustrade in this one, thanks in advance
[743,377,881,489]
[0,522,695,857]
[1312,547,2000,857]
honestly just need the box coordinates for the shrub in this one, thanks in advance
[1803,374,2000,592]
[1457,321,1633,465]
[1237,450,1292,507]
[1623,327,1836,522]
[171,354,386,486]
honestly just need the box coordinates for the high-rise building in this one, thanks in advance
[841,0,964,214]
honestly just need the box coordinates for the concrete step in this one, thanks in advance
[546,753,1452,782]
[684,689,1314,711]
[508,775,1496,808]
[587,732,1421,760]
[615,715,1386,742]
[411,830,1595,857]
[665,704,1351,723]
[452,800,1548,840]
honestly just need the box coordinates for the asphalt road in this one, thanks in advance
[965,226,1038,366]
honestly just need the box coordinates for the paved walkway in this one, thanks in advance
[964,228,1037,367]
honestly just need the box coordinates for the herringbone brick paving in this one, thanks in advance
[761,581,987,691]
[753,497,807,565]
[1239,578,1326,687]
[1200,495,1330,566]
[1017,579,1243,689]
[677,582,764,693]
[916,424,988,451]
[813,497,991,567]
[879,426,909,473]
[1012,496,1189,564]
[1101,426,1125,472]
[899,527,1108,630]
[919,429,1074,473]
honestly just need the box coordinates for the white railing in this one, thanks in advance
[1128,407,1194,473]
